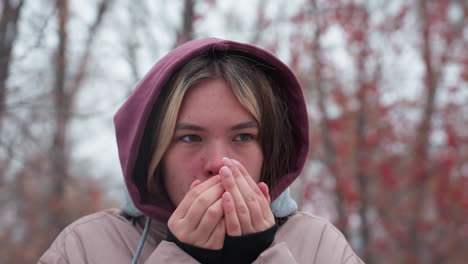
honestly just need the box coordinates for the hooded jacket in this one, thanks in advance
[39,38,364,264]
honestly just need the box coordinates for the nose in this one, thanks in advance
[203,141,229,177]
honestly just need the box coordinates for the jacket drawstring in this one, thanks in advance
[132,217,152,264]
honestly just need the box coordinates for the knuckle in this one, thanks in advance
[245,193,256,203]
[226,221,239,232]
[237,205,249,216]
[223,180,235,190]
[168,218,180,230]
[262,220,272,228]
[224,203,235,214]
[196,195,210,207]
[231,169,239,178]
[190,188,202,198]
[168,217,174,225]
[168,220,175,230]
[207,206,220,218]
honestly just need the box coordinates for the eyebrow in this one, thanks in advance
[175,123,205,131]
[230,121,258,130]
[175,121,258,131]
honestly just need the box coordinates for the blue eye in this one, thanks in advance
[180,135,201,142]
[234,134,252,142]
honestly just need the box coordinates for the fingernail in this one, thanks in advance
[220,166,230,178]
[223,192,231,202]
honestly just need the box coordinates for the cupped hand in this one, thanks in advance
[219,158,275,236]
[167,175,226,250]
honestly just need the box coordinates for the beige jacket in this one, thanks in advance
[39,209,363,264]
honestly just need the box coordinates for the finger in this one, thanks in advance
[258,182,271,204]
[173,175,220,219]
[222,192,241,236]
[256,182,275,226]
[237,160,268,202]
[195,198,224,243]
[220,163,254,234]
[231,159,272,231]
[190,179,201,189]
[226,159,263,233]
[204,218,226,250]
[231,159,265,199]
[232,159,271,217]
[233,159,273,222]
[233,177,263,232]
[219,165,244,201]
[231,159,250,177]
[184,183,224,230]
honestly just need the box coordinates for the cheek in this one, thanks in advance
[241,147,263,183]
[162,150,202,205]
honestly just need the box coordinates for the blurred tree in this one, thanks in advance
[0,0,25,133]
[175,0,195,47]
[0,0,111,262]
[49,0,109,232]
[283,0,467,263]
[1,0,466,263]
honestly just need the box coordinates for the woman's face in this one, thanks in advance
[162,79,263,206]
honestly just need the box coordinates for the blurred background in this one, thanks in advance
[0,0,466,263]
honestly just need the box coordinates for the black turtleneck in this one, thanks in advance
[167,224,278,264]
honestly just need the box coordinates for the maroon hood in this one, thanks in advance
[114,38,309,222]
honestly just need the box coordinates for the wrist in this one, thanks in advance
[166,228,223,264]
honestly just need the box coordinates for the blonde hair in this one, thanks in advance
[145,51,292,198]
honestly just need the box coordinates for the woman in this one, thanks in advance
[40,38,363,263]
